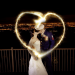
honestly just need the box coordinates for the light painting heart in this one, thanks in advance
[15,11,65,58]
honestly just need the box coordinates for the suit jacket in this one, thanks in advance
[38,29,55,51]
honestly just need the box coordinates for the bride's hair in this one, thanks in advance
[30,29,40,38]
[29,29,35,37]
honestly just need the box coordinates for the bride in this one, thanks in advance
[28,29,48,75]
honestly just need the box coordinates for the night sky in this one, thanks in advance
[0,1,75,49]
[0,1,75,23]
[0,1,75,18]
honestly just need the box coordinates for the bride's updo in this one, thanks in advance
[30,29,39,37]
[29,29,35,37]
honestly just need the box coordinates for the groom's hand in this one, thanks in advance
[44,36,48,41]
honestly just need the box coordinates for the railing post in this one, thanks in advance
[11,47,14,72]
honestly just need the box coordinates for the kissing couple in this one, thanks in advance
[28,24,55,75]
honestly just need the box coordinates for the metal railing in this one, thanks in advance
[0,47,75,72]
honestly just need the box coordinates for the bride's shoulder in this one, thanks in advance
[31,37,35,40]
[29,37,35,42]
[32,37,34,39]
[30,36,39,42]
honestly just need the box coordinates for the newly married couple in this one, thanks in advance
[28,24,55,75]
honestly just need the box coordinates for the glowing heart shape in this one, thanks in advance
[15,11,65,58]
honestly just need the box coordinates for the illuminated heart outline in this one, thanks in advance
[15,11,65,58]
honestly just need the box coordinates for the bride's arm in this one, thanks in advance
[28,39,38,60]
[28,39,34,56]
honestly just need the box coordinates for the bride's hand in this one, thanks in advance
[33,56,38,60]
[31,45,35,49]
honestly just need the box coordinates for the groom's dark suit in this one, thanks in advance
[38,29,55,75]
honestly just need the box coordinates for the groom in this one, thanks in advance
[35,24,55,75]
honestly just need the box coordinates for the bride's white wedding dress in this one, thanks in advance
[28,40,48,75]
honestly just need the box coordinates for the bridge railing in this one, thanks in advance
[0,47,75,72]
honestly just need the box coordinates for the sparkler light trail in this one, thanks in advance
[39,12,65,58]
[15,11,43,58]
[15,11,65,58]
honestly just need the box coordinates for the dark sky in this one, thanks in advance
[0,1,75,24]
[0,1,75,19]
